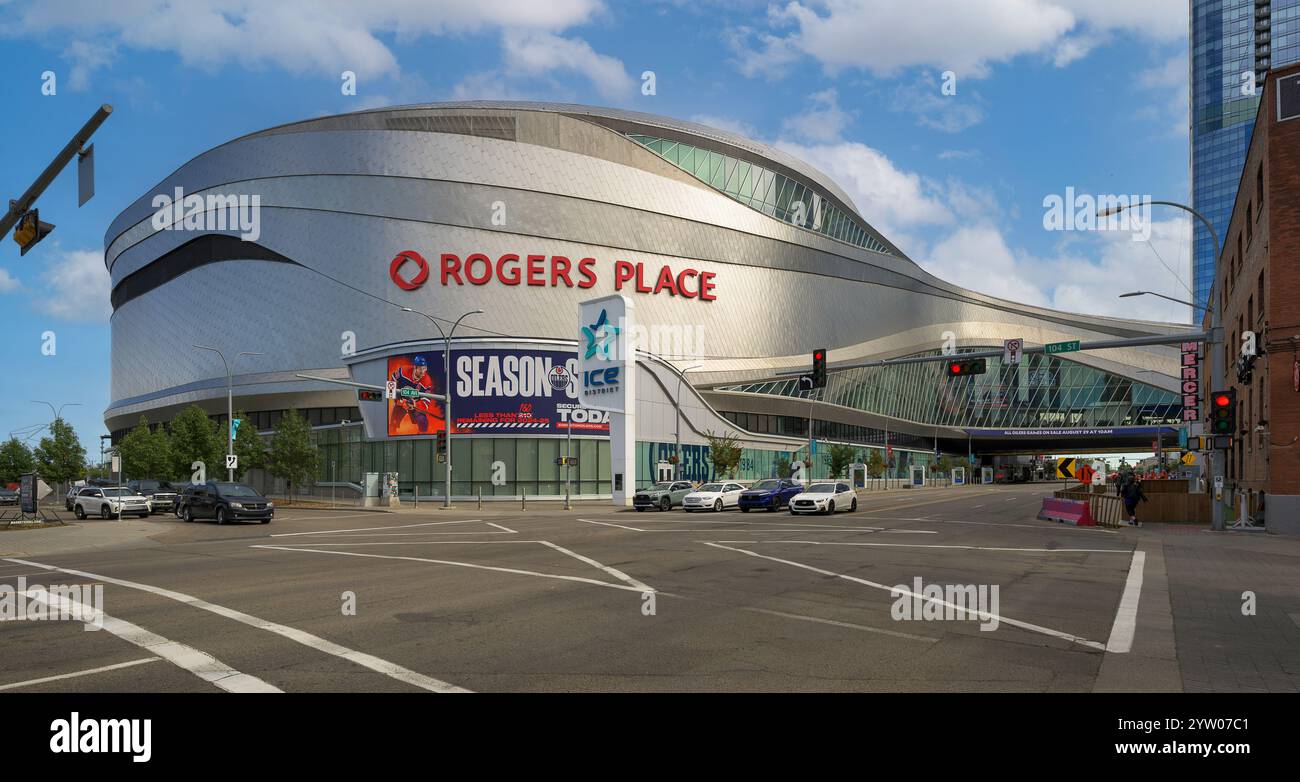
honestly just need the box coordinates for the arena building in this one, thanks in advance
[104,102,1191,498]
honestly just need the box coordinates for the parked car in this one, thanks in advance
[65,484,82,511]
[788,482,857,515]
[128,479,179,515]
[181,482,273,524]
[73,486,151,519]
[682,481,746,512]
[172,484,200,519]
[633,481,695,512]
[0,488,18,506]
[737,479,804,512]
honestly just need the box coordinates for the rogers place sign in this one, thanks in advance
[389,251,717,301]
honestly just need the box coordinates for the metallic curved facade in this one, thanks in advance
[104,101,1185,438]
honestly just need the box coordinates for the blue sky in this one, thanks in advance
[0,0,1192,457]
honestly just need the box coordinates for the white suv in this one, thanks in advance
[73,487,151,519]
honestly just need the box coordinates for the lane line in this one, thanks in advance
[4,557,469,693]
[271,519,485,537]
[537,541,655,593]
[0,658,162,692]
[250,545,645,594]
[579,519,645,531]
[1105,550,1146,654]
[714,540,1132,554]
[701,542,1107,652]
[487,522,517,533]
[739,606,939,643]
[22,590,281,693]
[852,516,1120,534]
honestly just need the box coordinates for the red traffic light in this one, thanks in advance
[950,363,962,374]
[1213,393,1232,407]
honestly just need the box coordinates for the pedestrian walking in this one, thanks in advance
[1120,478,1148,526]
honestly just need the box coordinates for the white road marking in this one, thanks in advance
[577,518,936,534]
[1105,550,1146,654]
[271,519,485,537]
[971,504,985,509]
[719,540,1131,554]
[857,516,1119,534]
[739,606,939,643]
[4,557,468,693]
[537,541,655,593]
[251,544,646,594]
[0,658,162,691]
[579,519,644,531]
[487,522,517,533]
[267,513,383,523]
[22,589,281,693]
[701,542,1107,652]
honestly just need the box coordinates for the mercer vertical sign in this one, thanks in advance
[1181,342,1202,423]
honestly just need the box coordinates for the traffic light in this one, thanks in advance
[436,430,447,463]
[12,209,54,256]
[945,358,987,377]
[357,389,383,402]
[1210,389,1236,435]
[811,348,827,388]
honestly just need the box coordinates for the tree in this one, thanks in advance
[231,409,265,481]
[0,437,36,484]
[703,430,743,480]
[168,405,224,483]
[827,444,857,479]
[117,416,172,480]
[34,419,86,488]
[866,449,885,478]
[267,408,317,501]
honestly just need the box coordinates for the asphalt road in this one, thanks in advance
[0,484,1183,692]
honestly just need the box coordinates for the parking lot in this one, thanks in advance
[2,484,1296,692]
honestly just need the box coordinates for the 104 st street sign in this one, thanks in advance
[1045,340,1081,355]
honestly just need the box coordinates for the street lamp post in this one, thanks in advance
[33,401,81,497]
[1103,200,1225,530]
[400,308,483,509]
[673,364,703,480]
[193,346,263,481]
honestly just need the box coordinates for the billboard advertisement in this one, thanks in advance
[385,348,611,437]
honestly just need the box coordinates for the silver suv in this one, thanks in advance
[73,486,151,519]
[633,481,695,512]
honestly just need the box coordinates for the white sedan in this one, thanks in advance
[682,482,746,512]
[788,482,857,515]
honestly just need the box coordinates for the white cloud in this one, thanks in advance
[774,138,953,237]
[781,88,853,142]
[922,224,1052,305]
[4,0,608,86]
[0,268,20,293]
[500,29,635,101]
[888,74,987,133]
[728,0,1187,80]
[38,249,111,322]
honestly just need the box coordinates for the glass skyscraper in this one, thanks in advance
[1191,0,1300,310]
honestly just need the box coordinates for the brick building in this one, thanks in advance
[1203,62,1300,532]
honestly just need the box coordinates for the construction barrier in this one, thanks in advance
[1053,489,1128,528]
[1037,497,1094,526]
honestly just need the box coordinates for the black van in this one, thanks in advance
[180,482,274,524]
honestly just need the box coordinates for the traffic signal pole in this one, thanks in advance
[1,104,112,242]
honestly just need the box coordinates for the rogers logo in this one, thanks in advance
[390,250,430,290]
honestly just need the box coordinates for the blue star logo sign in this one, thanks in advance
[582,308,620,359]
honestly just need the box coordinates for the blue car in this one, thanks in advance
[737,479,804,512]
